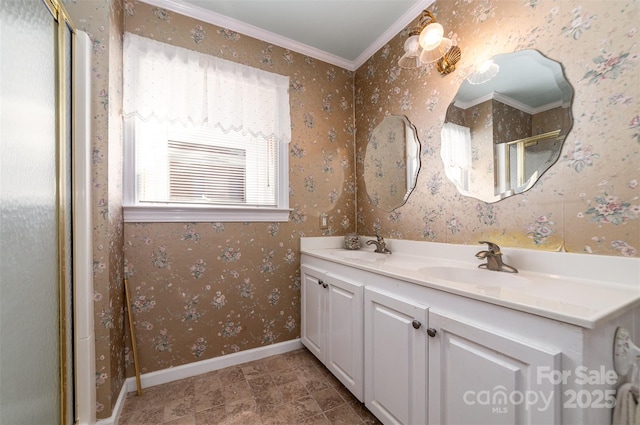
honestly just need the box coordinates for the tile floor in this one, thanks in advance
[119,348,382,425]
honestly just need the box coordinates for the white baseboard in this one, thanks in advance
[96,338,303,425]
[95,380,128,425]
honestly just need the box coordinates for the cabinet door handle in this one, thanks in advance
[412,320,422,329]
[318,279,323,286]
[322,283,328,288]
[427,328,437,337]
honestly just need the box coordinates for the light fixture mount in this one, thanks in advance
[437,45,461,75]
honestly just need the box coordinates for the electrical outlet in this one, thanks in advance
[319,212,328,229]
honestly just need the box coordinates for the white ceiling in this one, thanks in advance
[454,50,572,113]
[141,0,434,70]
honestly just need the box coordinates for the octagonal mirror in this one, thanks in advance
[364,115,421,212]
[441,50,574,203]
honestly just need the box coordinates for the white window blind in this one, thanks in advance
[122,32,291,222]
[167,141,247,205]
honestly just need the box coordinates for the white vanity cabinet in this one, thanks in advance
[300,264,364,400]
[300,239,640,425]
[364,287,429,425]
[362,289,562,425]
[428,310,562,425]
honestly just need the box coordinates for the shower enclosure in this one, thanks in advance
[1,1,93,423]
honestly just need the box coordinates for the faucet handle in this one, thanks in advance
[478,241,501,254]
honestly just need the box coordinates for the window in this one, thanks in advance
[123,33,291,222]
[166,140,247,205]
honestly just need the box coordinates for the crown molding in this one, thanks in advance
[137,0,433,72]
[454,91,564,115]
[352,0,435,70]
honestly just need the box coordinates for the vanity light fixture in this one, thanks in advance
[398,10,461,75]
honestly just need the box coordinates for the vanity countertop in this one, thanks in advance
[300,237,640,329]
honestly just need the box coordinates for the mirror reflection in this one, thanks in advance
[364,115,421,212]
[442,50,574,203]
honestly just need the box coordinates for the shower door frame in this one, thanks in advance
[44,0,74,422]
[42,0,96,425]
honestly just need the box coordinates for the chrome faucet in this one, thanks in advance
[366,234,392,254]
[476,241,518,273]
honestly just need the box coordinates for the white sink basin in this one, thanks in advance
[331,250,438,271]
[420,266,531,287]
[331,250,383,261]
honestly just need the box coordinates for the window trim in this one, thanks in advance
[123,121,291,223]
[123,204,292,223]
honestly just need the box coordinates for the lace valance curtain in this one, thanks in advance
[123,32,291,143]
[441,122,472,169]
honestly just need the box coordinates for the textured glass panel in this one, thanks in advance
[0,1,60,423]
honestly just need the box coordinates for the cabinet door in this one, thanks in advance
[301,265,325,361]
[364,287,429,425]
[325,273,364,401]
[428,311,561,425]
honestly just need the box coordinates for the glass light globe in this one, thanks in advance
[404,34,420,55]
[467,60,500,85]
[418,22,444,51]
[398,35,422,69]
[419,37,452,64]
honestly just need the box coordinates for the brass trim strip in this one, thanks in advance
[44,0,76,31]
[49,0,76,423]
[503,145,511,189]
[56,15,69,425]
[504,129,561,146]
[501,130,562,190]
[125,279,144,396]
[516,142,525,187]
[42,0,57,17]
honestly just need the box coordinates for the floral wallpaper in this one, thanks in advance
[122,0,356,391]
[356,0,639,256]
[492,101,532,143]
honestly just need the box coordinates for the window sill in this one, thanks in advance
[123,205,292,223]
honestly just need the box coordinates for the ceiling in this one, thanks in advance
[453,50,572,113]
[142,0,434,70]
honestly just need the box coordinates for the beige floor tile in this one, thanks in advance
[163,395,194,423]
[311,387,345,412]
[225,396,257,415]
[218,366,245,386]
[119,348,379,425]
[254,387,285,412]
[301,413,333,425]
[241,360,268,379]
[194,371,221,392]
[119,404,164,425]
[195,405,226,425]
[264,355,293,374]
[278,377,309,401]
[223,380,253,403]
[259,401,298,425]
[290,395,324,422]
[269,369,299,386]
[194,386,224,412]
[164,415,196,425]
[247,374,276,394]
[324,404,364,425]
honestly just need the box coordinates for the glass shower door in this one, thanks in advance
[0,0,72,423]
